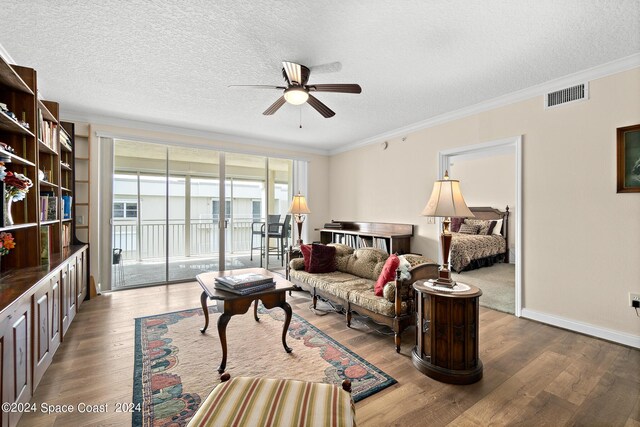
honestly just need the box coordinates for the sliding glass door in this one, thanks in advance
[111,140,294,289]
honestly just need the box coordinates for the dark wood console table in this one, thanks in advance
[412,280,483,384]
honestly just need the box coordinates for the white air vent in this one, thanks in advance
[545,83,588,109]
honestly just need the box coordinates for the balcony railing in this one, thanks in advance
[112,218,282,261]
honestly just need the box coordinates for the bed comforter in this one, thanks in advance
[449,232,506,272]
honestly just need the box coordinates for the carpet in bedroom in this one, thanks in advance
[452,263,515,314]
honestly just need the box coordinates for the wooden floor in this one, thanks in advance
[19,281,640,427]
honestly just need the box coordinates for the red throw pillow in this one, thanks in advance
[375,254,400,296]
[300,244,312,271]
[308,244,337,273]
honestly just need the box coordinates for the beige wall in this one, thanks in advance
[448,148,516,261]
[329,68,640,338]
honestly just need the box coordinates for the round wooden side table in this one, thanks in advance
[412,280,483,385]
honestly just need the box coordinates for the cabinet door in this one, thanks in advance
[8,300,32,427]
[68,258,77,324]
[61,265,70,335]
[33,283,51,390]
[76,250,85,308]
[50,274,61,354]
[0,314,10,427]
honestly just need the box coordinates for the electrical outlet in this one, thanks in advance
[630,293,640,307]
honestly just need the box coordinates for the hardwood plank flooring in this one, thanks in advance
[18,282,640,426]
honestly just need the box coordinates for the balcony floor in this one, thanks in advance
[111,252,287,289]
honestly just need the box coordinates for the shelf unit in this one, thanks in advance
[319,221,414,254]
[72,123,89,243]
[0,55,88,427]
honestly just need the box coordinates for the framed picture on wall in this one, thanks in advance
[617,124,640,193]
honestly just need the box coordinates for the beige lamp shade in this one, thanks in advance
[421,174,474,218]
[288,192,311,214]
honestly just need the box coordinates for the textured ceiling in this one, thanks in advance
[1,1,639,153]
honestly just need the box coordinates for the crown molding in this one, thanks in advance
[330,53,640,155]
[60,109,331,157]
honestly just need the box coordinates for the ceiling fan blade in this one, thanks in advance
[310,61,342,74]
[228,85,286,89]
[307,94,335,118]
[282,61,303,85]
[263,96,286,115]
[308,84,362,94]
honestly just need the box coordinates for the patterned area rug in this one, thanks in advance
[133,304,396,426]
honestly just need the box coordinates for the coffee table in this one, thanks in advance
[196,268,296,373]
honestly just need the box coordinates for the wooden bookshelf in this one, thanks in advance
[319,221,413,254]
[0,55,89,426]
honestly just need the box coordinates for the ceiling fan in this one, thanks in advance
[230,61,362,118]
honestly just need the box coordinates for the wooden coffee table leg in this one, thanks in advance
[254,299,259,322]
[200,291,209,333]
[280,301,293,353]
[217,313,232,373]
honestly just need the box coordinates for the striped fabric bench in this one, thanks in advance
[187,375,356,427]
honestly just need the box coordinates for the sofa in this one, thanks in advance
[288,244,439,352]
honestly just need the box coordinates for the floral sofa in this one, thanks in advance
[288,244,438,352]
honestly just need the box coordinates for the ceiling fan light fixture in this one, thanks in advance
[284,87,309,105]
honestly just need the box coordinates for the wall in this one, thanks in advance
[328,68,640,341]
[82,123,330,291]
[448,147,516,261]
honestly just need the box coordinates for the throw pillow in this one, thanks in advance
[450,217,464,232]
[308,244,337,273]
[300,244,312,271]
[465,219,491,235]
[487,220,497,235]
[375,254,399,297]
[458,223,480,234]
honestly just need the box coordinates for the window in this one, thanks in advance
[252,200,261,221]
[211,199,231,220]
[113,201,138,219]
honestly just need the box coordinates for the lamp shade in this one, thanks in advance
[288,192,311,214]
[421,174,474,218]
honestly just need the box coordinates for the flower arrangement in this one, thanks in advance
[0,232,15,256]
[2,168,33,202]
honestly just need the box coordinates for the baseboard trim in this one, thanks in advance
[521,308,640,349]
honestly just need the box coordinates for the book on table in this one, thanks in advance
[215,273,274,289]
[214,281,275,295]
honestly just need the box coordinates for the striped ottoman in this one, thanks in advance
[187,375,356,427]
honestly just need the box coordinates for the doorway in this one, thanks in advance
[439,136,522,316]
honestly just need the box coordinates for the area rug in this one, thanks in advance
[133,304,396,426]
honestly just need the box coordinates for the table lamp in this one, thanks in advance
[288,192,311,246]
[421,171,474,288]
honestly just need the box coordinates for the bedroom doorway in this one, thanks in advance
[439,136,522,316]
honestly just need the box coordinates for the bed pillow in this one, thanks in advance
[375,254,400,297]
[492,219,504,235]
[300,244,312,271]
[458,223,480,234]
[464,219,492,235]
[308,244,337,273]
[450,217,464,232]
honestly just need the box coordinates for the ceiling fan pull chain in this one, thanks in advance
[299,107,303,129]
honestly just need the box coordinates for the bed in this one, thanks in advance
[449,206,509,273]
